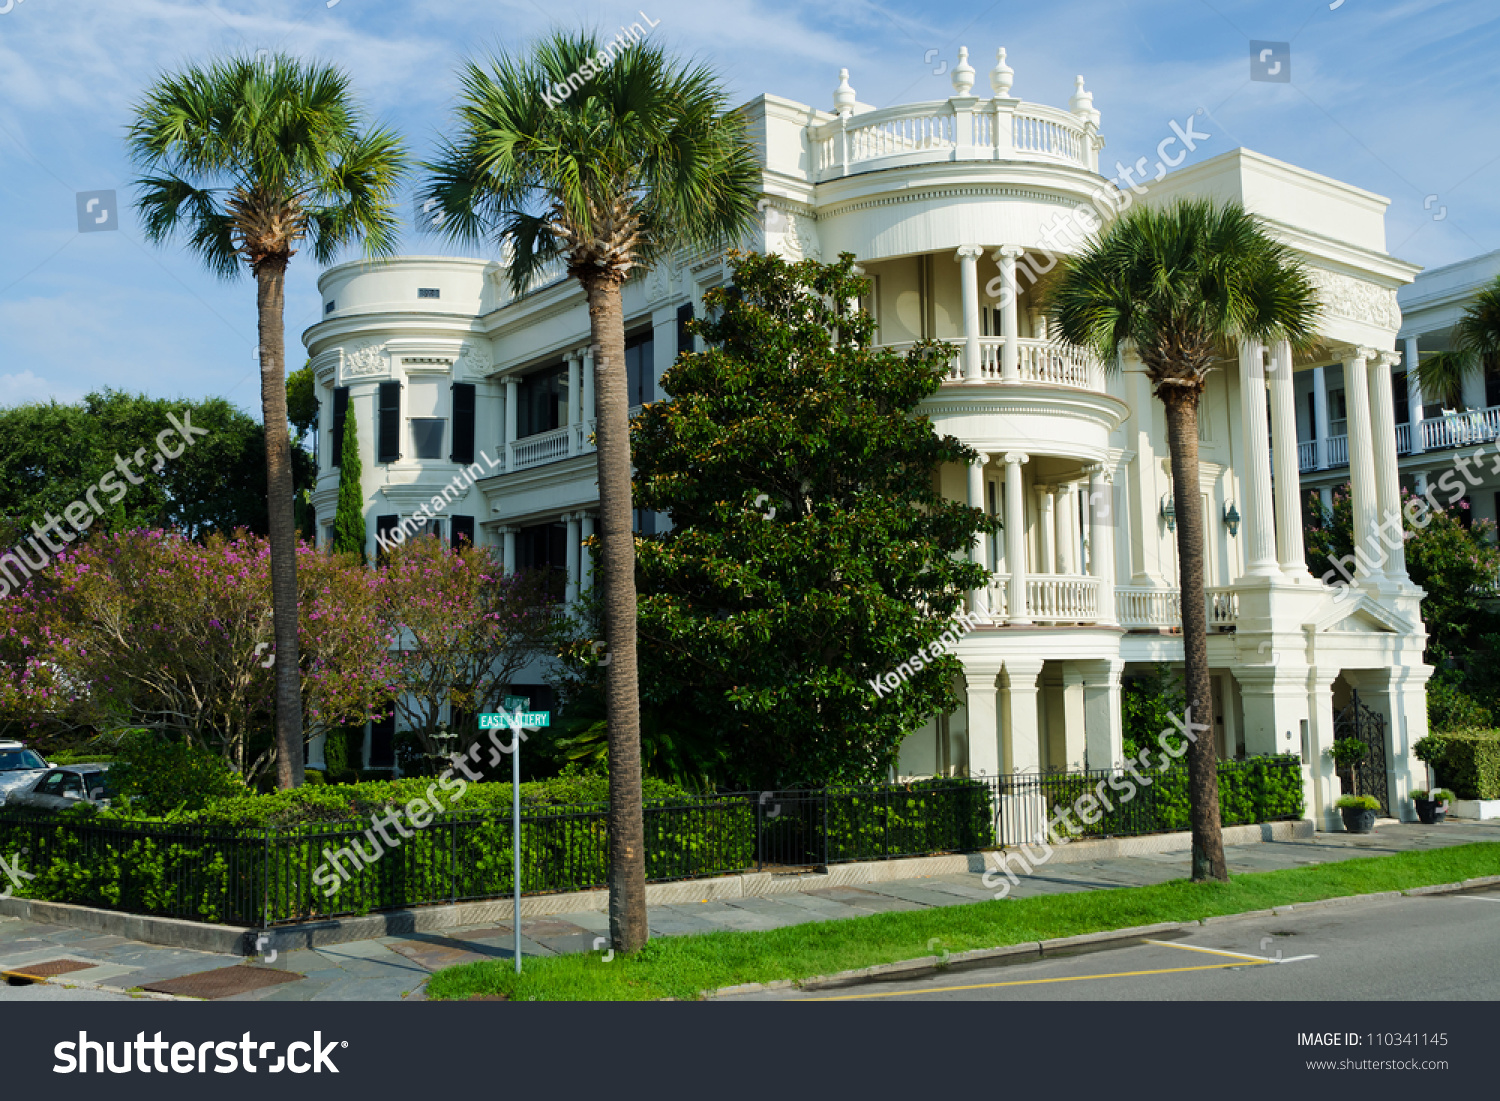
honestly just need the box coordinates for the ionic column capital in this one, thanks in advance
[954,244,984,262]
[1003,451,1029,466]
[993,244,1025,261]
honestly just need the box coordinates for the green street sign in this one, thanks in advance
[479,711,550,730]
[500,696,530,711]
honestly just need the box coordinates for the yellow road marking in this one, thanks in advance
[1140,939,1271,963]
[800,960,1268,1001]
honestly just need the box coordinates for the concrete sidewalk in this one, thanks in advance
[2,819,1496,1002]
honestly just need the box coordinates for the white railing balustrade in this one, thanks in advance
[1026,575,1100,623]
[510,425,571,471]
[1015,339,1093,388]
[1297,440,1316,472]
[1327,435,1348,467]
[1115,586,1237,630]
[810,99,1092,181]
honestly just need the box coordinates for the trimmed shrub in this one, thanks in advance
[1415,729,1500,801]
[109,733,248,814]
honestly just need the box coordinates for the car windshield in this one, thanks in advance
[0,749,47,771]
[87,775,113,798]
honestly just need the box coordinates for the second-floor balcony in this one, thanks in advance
[884,336,1102,390]
[1295,404,1500,473]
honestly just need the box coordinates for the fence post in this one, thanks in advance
[822,787,830,868]
[261,828,272,929]
[756,794,763,873]
[883,784,890,860]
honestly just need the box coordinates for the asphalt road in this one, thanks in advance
[723,885,1500,1001]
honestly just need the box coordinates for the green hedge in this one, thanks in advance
[1034,756,1304,840]
[1415,729,1500,801]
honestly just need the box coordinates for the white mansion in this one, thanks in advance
[303,48,1436,829]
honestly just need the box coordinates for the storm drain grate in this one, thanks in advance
[3,959,97,982]
[142,965,303,1000]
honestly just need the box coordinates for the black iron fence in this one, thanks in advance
[0,759,1301,927]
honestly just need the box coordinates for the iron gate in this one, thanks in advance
[1334,691,1389,814]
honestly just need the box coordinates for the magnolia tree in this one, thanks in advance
[0,530,395,780]
[379,536,559,768]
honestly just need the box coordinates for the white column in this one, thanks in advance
[1086,464,1117,624]
[500,526,518,575]
[503,376,519,470]
[967,452,990,616]
[1269,340,1309,578]
[1056,483,1077,574]
[580,513,595,593]
[566,352,582,454]
[1312,366,1330,469]
[1404,335,1425,453]
[564,512,581,603]
[996,246,1023,381]
[1002,658,1045,774]
[1372,351,1407,582]
[1037,487,1056,575]
[1344,347,1381,582]
[1084,658,1125,769]
[957,246,983,382]
[581,346,595,425]
[1004,452,1031,625]
[1238,339,1279,576]
[1062,668,1087,769]
[964,669,1001,778]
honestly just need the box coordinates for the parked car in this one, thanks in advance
[5,764,114,811]
[0,741,52,800]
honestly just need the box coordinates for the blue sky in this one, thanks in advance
[0,0,1495,415]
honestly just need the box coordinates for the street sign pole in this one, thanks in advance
[512,715,521,975]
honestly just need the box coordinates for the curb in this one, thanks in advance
[701,878,1500,999]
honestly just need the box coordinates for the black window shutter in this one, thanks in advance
[332,387,349,468]
[676,302,694,356]
[375,515,397,561]
[370,710,395,769]
[377,381,401,464]
[451,382,476,464]
[451,515,474,550]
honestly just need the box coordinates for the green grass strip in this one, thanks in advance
[426,842,1500,1002]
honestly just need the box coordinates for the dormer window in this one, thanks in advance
[325,300,336,314]
[418,288,441,299]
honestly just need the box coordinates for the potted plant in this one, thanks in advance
[1335,794,1380,834]
[1412,788,1455,824]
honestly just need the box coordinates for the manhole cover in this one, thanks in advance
[142,965,302,1000]
[2,959,96,982]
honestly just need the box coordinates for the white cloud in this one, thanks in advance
[0,370,85,407]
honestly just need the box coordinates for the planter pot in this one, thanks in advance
[1414,798,1444,825]
[1340,806,1377,834]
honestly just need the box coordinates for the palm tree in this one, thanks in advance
[129,54,407,789]
[422,30,759,953]
[1411,274,1500,409]
[1048,199,1319,882]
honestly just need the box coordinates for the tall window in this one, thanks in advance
[517,365,566,438]
[411,418,445,459]
[1305,391,1317,441]
[625,330,654,408]
[676,302,694,357]
[1394,371,1410,426]
[1329,388,1347,437]
[451,383,476,463]
[1486,353,1500,408]
[331,386,349,468]
[516,521,568,600]
[377,382,402,463]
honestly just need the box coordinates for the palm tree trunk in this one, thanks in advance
[255,257,305,790]
[583,273,649,954]
[1161,387,1228,881]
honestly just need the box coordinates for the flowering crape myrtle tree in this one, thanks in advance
[1048,199,1319,882]
[0,530,394,781]
[629,252,997,787]
[378,537,558,768]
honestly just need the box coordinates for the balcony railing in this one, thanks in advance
[982,574,1101,624]
[883,337,1103,392]
[809,98,1094,182]
[1116,586,1238,630]
[510,425,571,471]
[1296,405,1500,473]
